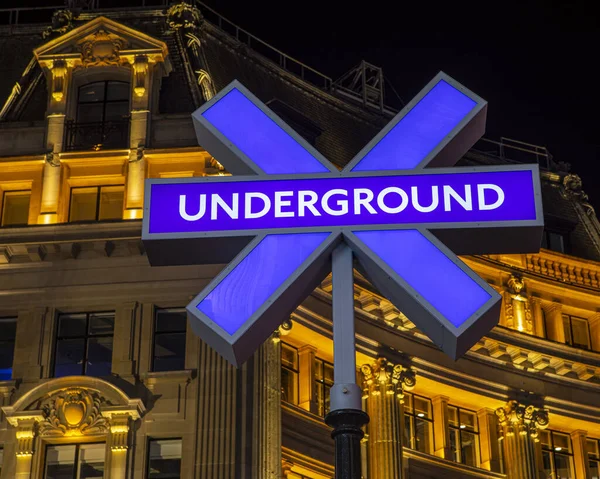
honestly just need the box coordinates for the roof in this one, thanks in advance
[0,5,598,261]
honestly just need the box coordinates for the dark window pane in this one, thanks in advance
[148,439,182,479]
[414,418,432,453]
[554,453,573,478]
[46,464,76,479]
[156,310,187,333]
[449,428,459,462]
[590,460,600,479]
[0,317,16,378]
[86,337,113,376]
[153,332,186,372]
[45,444,76,479]
[403,415,412,448]
[0,318,16,338]
[106,81,129,101]
[89,313,115,335]
[79,82,105,103]
[54,338,85,377]
[58,314,87,337]
[461,431,479,467]
[104,102,129,121]
[78,443,105,479]
[77,103,104,123]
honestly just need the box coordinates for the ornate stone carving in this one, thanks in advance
[133,55,149,97]
[15,419,37,456]
[166,2,204,31]
[361,358,416,402]
[495,400,549,441]
[78,29,127,67]
[196,69,216,101]
[42,10,75,40]
[50,59,68,102]
[39,388,109,437]
[504,274,533,334]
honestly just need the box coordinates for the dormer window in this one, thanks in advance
[65,80,130,151]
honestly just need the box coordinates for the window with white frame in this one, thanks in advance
[314,357,333,417]
[281,342,299,405]
[44,443,105,479]
[403,392,434,454]
[540,430,574,479]
[148,439,182,479]
[588,438,600,479]
[448,405,480,467]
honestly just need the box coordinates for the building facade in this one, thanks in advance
[0,2,599,478]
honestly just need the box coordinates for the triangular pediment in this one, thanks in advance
[34,16,169,67]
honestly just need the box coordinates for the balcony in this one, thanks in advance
[64,118,129,152]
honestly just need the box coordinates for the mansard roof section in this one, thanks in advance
[33,15,171,69]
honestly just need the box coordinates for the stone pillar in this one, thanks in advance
[588,313,600,353]
[432,396,451,459]
[543,303,564,343]
[530,298,546,339]
[108,414,131,479]
[570,430,591,479]
[253,336,281,479]
[297,345,317,414]
[361,358,416,479]
[496,400,549,479]
[478,408,502,472]
[12,418,38,479]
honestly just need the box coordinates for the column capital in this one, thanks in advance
[360,357,415,400]
[495,400,549,441]
[542,302,562,314]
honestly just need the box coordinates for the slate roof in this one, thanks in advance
[0,6,598,261]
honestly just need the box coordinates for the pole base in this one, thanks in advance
[325,408,370,479]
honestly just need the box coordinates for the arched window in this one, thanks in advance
[65,81,130,151]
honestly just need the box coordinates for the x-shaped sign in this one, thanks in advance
[143,72,543,366]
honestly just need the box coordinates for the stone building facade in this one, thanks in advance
[0,2,599,478]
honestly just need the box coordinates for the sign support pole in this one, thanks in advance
[325,243,369,478]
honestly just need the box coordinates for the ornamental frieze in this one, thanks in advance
[78,29,128,67]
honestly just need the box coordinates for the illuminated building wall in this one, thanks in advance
[0,3,599,479]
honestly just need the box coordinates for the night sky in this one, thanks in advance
[200,0,600,212]
[8,0,600,211]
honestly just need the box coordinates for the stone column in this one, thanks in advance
[125,55,152,220]
[530,298,546,339]
[542,303,564,343]
[570,430,591,479]
[253,336,281,479]
[432,396,451,459]
[478,408,502,472]
[496,400,549,479]
[361,358,416,479]
[588,313,600,353]
[12,418,39,479]
[108,414,131,479]
[297,345,317,414]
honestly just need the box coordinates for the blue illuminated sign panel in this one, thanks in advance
[143,72,543,366]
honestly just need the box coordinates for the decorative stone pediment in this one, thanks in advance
[34,15,170,69]
[2,377,144,455]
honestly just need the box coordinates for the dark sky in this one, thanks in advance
[200,0,600,212]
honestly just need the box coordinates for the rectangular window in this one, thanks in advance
[314,358,333,417]
[540,430,574,479]
[44,443,105,479]
[588,438,600,479]
[54,312,114,377]
[0,317,17,381]
[0,447,3,476]
[153,309,187,372]
[281,342,299,405]
[562,314,591,350]
[148,439,182,479]
[69,185,124,222]
[1,190,30,226]
[541,230,566,253]
[448,405,480,467]
[403,392,434,454]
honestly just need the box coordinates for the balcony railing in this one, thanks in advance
[64,119,129,151]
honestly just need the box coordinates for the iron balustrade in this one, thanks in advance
[64,118,129,151]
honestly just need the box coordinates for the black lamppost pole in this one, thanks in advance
[324,243,369,478]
